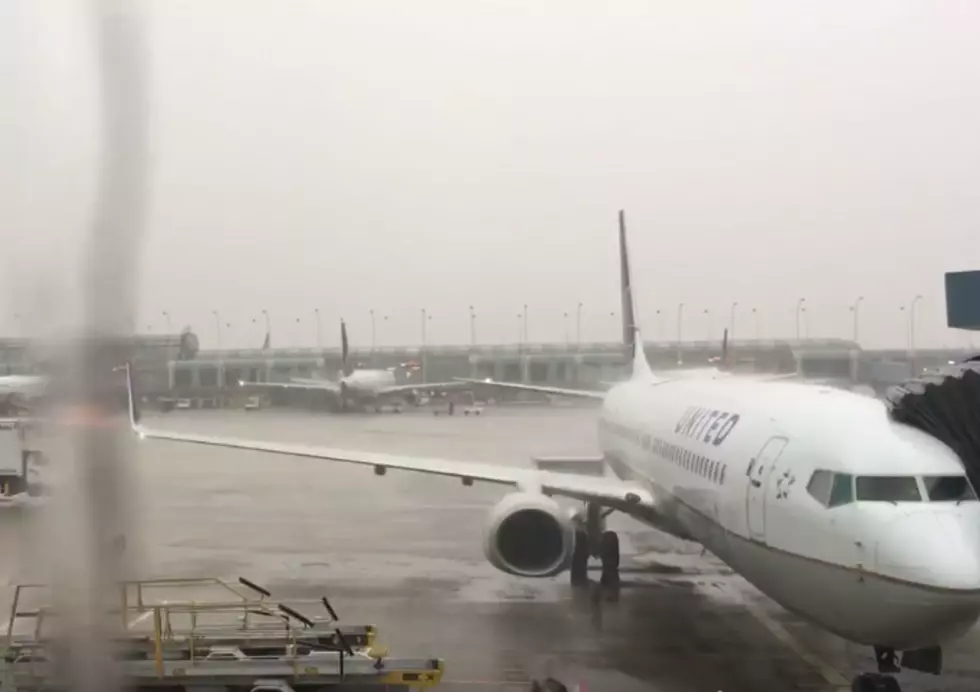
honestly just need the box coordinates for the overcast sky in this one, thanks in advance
[2,1,979,350]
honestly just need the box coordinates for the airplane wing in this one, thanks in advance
[239,380,342,394]
[457,370,796,399]
[122,366,653,512]
[377,381,472,396]
[452,378,607,401]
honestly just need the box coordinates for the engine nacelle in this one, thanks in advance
[483,492,576,578]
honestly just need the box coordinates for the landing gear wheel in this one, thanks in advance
[599,530,620,588]
[851,673,901,692]
[570,530,589,586]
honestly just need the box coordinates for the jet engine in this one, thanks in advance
[483,492,576,578]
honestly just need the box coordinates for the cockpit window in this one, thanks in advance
[922,475,978,502]
[855,476,921,502]
[806,471,854,508]
[828,473,854,507]
[806,470,833,506]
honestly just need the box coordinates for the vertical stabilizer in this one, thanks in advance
[618,210,654,380]
[340,320,353,377]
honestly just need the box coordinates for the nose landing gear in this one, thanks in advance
[851,673,900,692]
[852,645,942,692]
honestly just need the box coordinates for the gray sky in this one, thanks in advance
[3,1,979,350]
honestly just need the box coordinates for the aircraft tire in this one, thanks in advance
[570,530,589,586]
[599,530,620,588]
[851,673,899,692]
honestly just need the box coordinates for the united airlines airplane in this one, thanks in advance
[239,320,467,412]
[123,212,980,692]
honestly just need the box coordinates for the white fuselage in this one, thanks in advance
[0,375,46,397]
[342,369,397,396]
[597,375,980,650]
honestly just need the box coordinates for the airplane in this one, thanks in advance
[0,374,47,416]
[238,320,469,413]
[122,210,980,692]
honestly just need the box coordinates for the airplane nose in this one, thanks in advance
[876,512,980,590]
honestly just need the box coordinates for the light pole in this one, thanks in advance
[420,309,429,384]
[212,310,222,349]
[752,308,760,340]
[849,296,864,344]
[162,310,172,333]
[910,294,923,374]
[676,302,685,365]
[656,309,663,341]
[523,303,528,344]
[730,301,738,342]
[899,305,907,350]
[576,302,583,347]
[469,305,476,348]
[563,311,569,345]
[314,308,322,348]
[370,309,377,354]
[795,298,806,340]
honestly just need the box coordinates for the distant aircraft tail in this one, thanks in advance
[340,319,353,377]
[618,210,655,381]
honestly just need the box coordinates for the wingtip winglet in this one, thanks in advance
[631,327,654,381]
[124,361,141,430]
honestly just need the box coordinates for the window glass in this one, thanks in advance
[855,476,922,502]
[922,476,978,502]
[807,470,833,506]
[829,473,854,507]
[719,465,726,484]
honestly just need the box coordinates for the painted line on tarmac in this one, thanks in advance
[716,583,850,689]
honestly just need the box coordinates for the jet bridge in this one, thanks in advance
[885,357,980,489]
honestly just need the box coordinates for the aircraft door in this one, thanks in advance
[745,436,789,542]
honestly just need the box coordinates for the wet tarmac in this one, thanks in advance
[2,405,980,691]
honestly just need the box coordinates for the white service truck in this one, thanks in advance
[0,420,45,505]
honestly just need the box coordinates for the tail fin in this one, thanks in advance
[618,209,654,381]
[340,319,352,377]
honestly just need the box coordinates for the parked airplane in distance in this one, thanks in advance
[0,375,46,416]
[239,319,468,412]
[124,211,980,692]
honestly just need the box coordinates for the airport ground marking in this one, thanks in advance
[717,583,849,688]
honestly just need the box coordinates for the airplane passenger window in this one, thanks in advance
[855,476,922,502]
[922,475,978,502]
[828,473,854,507]
[806,470,833,506]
